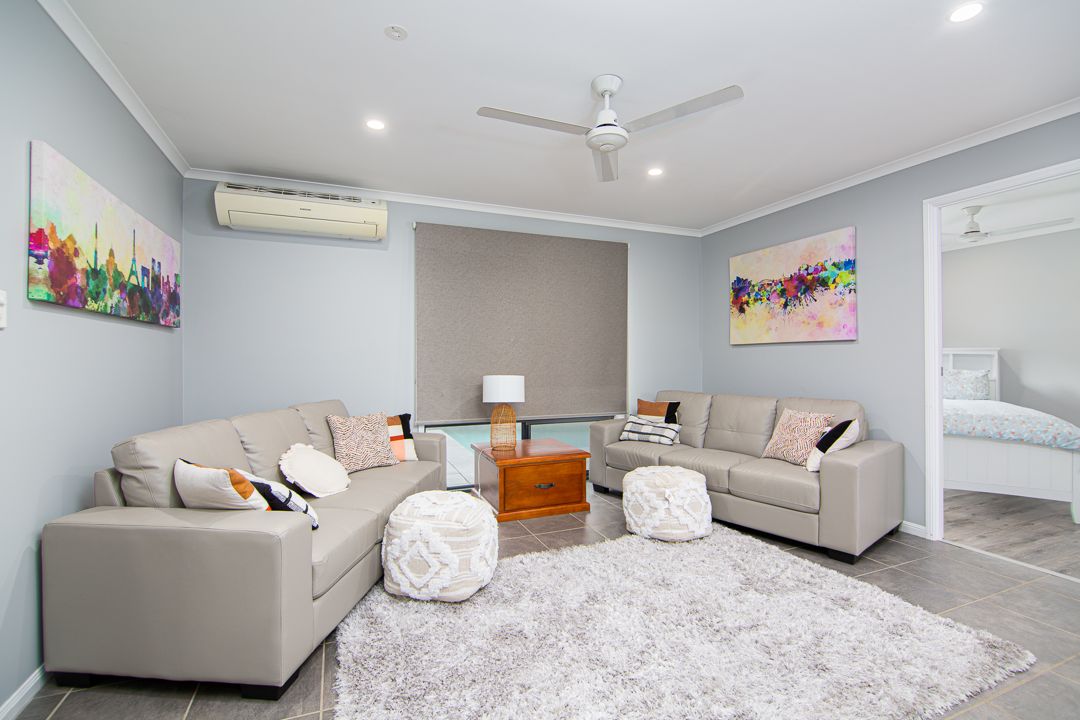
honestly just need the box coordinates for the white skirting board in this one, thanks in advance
[0,665,45,720]
[899,521,929,539]
[944,435,1079,523]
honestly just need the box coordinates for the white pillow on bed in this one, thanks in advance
[944,369,991,400]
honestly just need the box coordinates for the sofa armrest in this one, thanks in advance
[413,432,447,487]
[589,419,626,489]
[818,440,904,557]
[43,506,314,686]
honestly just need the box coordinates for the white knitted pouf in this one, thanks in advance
[622,465,712,542]
[382,490,498,602]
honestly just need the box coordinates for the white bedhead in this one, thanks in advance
[943,347,1000,401]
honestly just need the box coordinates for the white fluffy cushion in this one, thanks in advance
[279,443,350,497]
[174,458,270,511]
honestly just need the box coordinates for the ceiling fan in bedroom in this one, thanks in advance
[477,74,743,183]
[946,205,1074,243]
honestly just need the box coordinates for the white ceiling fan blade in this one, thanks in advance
[624,84,744,134]
[477,107,590,135]
[986,218,1074,236]
[593,150,618,182]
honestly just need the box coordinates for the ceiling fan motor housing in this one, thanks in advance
[586,108,629,152]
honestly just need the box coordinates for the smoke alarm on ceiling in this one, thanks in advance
[384,25,408,41]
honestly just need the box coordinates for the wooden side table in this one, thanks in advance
[472,439,590,522]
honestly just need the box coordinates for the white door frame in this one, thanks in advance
[922,157,1080,540]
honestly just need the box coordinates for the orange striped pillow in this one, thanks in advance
[386,413,418,462]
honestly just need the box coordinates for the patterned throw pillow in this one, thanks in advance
[805,419,860,472]
[943,369,991,400]
[762,409,835,466]
[637,399,680,424]
[386,413,419,462]
[327,413,400,472]
[249,477,320,529]
[619,415,682,445]
[173,458,270,511]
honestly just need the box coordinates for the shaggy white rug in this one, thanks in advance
[334,526,1033,720]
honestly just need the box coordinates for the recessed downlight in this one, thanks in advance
[366,119,386,130]
[949,3,983,22]
[647,167,664,177]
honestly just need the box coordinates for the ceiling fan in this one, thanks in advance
[946,205,1074,243]
[477,74,743,183]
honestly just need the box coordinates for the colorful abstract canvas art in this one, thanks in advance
[28,141,180,327]
[729,226,856,345]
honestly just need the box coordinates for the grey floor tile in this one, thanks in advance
[862,537,932,566]
[937,544,1051,582]
[593,521,630,540]
[323,642,338,710]
[989,582,1080,635]
[1053,656,1080,685]
[15,695,65,720]
[944,600,1080,666]
[34,675,72,699]
[1031,574,1080,601]
[944,700,1021,719]
[994,671,1080,718]
[571,502,625,528]
[187,648,323,720]
[785,546,887,577]
[901,555,1022,598]
[859,567,976,613]
[497,521,530,540]
[891,531,942,553]
[536,527,606,550]
[520,514,584,534]
[497,535,547,558]
[50,679,195,719]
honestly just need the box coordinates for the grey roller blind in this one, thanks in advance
[415,222,627,424]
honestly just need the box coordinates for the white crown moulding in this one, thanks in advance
[39,0,1080,238]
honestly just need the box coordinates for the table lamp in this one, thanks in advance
[483,375,524,451]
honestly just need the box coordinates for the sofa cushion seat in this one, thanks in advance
[658,447,754,493]
[604,441,673,472]
[310,507,380,599]
[728,458,820,513]
[309,461,442,532]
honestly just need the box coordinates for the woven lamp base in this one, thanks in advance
[490,403,517,451]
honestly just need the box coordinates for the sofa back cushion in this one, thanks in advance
[231,408,313,483]
[291,400,350,456]
[112,420,252,508]
[656,391,713,448]
[704,395,778,456]
[776,397,867,442]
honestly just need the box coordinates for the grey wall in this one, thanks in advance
[701,112,1080,526]
[944,229,1080,427]
[181,178,703,423]
[0,0,183,705]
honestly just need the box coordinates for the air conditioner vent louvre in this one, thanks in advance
[222,182,371,205]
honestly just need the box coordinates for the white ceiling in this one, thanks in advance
[60,0,1080,231]
[942,172,1080,251]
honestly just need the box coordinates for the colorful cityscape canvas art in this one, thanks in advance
[28,141,180,327]
[729,226,856,345]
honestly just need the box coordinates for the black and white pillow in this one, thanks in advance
[619,414,681,446]
[250,478,320,529]
[805,419,860,472]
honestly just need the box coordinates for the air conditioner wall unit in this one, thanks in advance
[213,182,388,240]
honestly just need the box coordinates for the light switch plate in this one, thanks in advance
[0,289,7,328]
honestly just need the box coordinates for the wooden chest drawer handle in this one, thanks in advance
[534,482,556,489]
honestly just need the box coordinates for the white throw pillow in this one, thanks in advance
[943,368,991,400]
[174,458,270,511]
[805,419,861,472]
[279,443,351,497]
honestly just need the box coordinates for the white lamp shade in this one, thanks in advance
[483,375,525,404]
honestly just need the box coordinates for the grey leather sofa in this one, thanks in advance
[42,399,446,698]
[590,391,903,562]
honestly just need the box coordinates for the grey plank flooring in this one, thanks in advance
[20,485,1080,720]
[945,489,1080,578]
